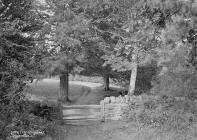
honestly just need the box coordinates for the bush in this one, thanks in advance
[0,100,60,140]
[124,95,197,140]
[151,45,197,99]
[29,101,61,121]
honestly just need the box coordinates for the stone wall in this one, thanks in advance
[100,95,129,121]
[100,95,186,121]
[102,95,130,104]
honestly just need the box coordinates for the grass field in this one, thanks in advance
[28,79,91,101]
[28,78,124,104]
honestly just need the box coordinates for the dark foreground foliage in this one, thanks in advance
[0,0,57,139]
[0,99,61,140]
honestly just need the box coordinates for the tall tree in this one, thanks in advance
[66,0,133,91]
[84,0,159,95]
[79,39,115,91]
[42,0,88,102]
[45,0,160,96]
[0,0,47,138]
[65,0,159,95]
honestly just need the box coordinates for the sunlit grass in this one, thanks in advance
[28,78,91,101]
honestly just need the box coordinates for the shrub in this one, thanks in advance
[0,100,60,140]
[29,101,61,121]
[151,45,197,100]
[124,95,197,140]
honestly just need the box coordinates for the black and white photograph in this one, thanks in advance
[1,0,197,139]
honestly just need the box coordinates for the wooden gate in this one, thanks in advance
[61,101,127,125]
[61,104,102,125]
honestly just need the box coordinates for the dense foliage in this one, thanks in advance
[146,0,197,98]
[124,95,197,140]
[42,0,197,98]
[0,0,57,139]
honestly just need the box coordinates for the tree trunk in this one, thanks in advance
[103,74,110,91]
[128,61,138,96]
[59,73,69,102]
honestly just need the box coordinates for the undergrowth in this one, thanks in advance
[124,95,197,140]
[1,100,61,140]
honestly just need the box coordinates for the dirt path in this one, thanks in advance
[60,121,137,140]
[69,81,103,105]
[70,81,124,105]
[60,82,135,140]
[28,79,124,104]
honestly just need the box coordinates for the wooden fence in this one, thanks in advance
[61,97,128,125]
[62,104,101,125]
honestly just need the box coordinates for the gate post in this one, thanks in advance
[58,102,63,121]
[100,100,105,122]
